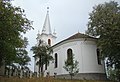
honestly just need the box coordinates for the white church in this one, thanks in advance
[34,8,107,80]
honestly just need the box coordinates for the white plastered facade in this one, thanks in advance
[44,38,105,76]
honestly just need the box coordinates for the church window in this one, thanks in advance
[48,39,51,46]
[55,53,58,68]
[67,48,73,64]
[97,48,101,65]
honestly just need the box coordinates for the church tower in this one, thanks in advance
[34,7,57,76]
[36,7,57,46]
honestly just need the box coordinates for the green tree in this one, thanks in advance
[31,40,53,77]
[86,1,120,81]
[15,37,31,71]
[0,0,32,66]
[63,54,79,80]
[107,66,118,81]
[4,37,31,77]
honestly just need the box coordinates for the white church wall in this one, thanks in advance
[53,46,66,75]
[80,41,105,73]
[46,39,105,76]
[44,46,64,76]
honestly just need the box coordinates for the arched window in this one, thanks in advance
[97,48,101,65]
[54,53,58,68]
[48,39,51,46]
[67,48,73,64]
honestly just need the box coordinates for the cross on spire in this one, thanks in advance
[47,7,49,13]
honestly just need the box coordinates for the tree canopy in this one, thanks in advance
[0,0,33,66]
[86,1,120,81]
[15,37,31,67]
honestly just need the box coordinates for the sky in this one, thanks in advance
[12,0,120,71]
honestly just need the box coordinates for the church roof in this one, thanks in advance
[52,32,96,47]
[42,7,52,34]
[65,32,95,40]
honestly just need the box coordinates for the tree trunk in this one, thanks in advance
[38,59,41,77]
[118,71,120,82]
[38,55,42,77]
[41,64,44,77]
[70,75,73,80]
[40,55,44,77]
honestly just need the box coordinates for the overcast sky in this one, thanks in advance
[12,0,120,71]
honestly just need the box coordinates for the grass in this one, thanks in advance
[0,77,113,82]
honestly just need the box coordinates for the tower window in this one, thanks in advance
[67,48,73,65]
[97,48,101,65]
[55,53,58,68]
[48,39,51,46]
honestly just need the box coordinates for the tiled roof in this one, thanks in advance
[52,32,96,47]
[65,32,95,40]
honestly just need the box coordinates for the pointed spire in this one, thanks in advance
[42,7,52,34]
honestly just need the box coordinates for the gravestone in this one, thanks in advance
[9,69,12,77]
[20,70,23,78]
[6,70,9,76]
[14,69,17,76]
[29,71,32,78]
